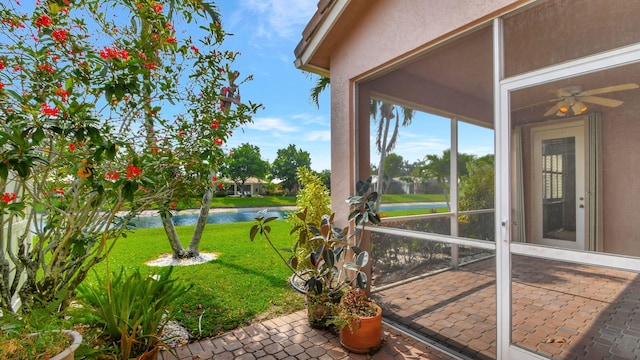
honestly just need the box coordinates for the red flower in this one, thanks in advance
[126,164,142,178]
[99,47,129,61]
[38,64,55,74]
[68,143,76,151]
[0,82,3,90]
[152,3,163,13]
[217,182,224,189]
[211,119,219,129]
[165,37,177,43]
[2,192,17,203]
[151,147,159,153]
[0,60,5,70]
[143,62,157,70]
[196,201,202,206]
[190,45,199,54]
[170,203,177,209]
[105,172,119,181]
[41,103,60,117]
[214,138,223,145]
[53,187,65,195]
[211,176,217,181]
[35,14,52,29]
[55,87,69,102]
[177,131,184,137]
[52,28,67,42]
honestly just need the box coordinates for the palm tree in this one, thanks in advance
[310,76,330,108]
[371,100,414,207]
[309,76,415,208]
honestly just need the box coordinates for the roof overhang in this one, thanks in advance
[294,0,361,76]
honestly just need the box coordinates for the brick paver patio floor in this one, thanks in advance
[158,309,462,359]
[373,255,640,360]
[158,255,640,359]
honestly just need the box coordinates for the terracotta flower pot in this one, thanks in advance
[339,304,383,354]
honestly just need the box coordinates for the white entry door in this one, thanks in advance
[530,121,586,250]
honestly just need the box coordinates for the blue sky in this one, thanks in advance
[215,1,332,171]
[215,1,494,172]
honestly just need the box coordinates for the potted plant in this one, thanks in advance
[333,287,382,354]
[0,306,83,360]
[332,177,383,353]
[250,176,382,336]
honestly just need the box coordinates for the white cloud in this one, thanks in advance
[239,0,317,40]
[291,113,328,126]
[246,117,300,132]
[305,130,330,142]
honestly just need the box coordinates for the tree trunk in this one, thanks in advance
[376,108,393,210]
[187,184,214,256]
[160,211,187,259]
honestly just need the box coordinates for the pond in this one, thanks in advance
[130,209,289,229]
[130,202,448,229]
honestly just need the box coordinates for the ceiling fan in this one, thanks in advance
[543,83,639,117]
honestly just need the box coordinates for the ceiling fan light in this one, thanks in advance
[572,101,587,115]
[558,99,570,114]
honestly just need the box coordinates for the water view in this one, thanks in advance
[130,202,448,228]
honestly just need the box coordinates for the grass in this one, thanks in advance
[208,196,297,208]
[83,219,305,339]
[77,193,447,340]
[380,193,446,203]
[381,207,449,217]
[200,193,446,209]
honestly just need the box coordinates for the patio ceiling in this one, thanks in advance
[362,25,640,128]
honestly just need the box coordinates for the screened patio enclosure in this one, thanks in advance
[304,1,640,359]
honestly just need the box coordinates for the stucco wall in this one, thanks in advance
[600,101,640,256]
[327,0,521,220]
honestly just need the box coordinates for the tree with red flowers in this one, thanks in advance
[0,0,259,313]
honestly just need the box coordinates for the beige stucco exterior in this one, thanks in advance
[296,1,640,358]
[296,0,640,256]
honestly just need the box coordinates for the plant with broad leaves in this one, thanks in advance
[250,176,381,295]
[0,0,257,315]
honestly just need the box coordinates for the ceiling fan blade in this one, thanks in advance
[543,102,562,117]
[550,89,573,97]
[580,96,623,107]
[580,83,639,96]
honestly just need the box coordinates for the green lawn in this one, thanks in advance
[84,220,304,339]
[203,193,446,209]
[208,196,297,207]
[82,192,447,338]
[380,193,446,203]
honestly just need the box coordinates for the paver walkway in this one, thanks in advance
[158,309,462,360]
[373,255,640,360]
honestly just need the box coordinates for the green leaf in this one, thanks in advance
[355,251,369,267]
[122,181,135,202]
[356,272,368,289]
[0,164,8,180]
[323,248,334,268]
[249,224,259,241]
[65,77,74,91]
[32,127,45,143]
[263,216,277,224]
[343,262,358,271]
